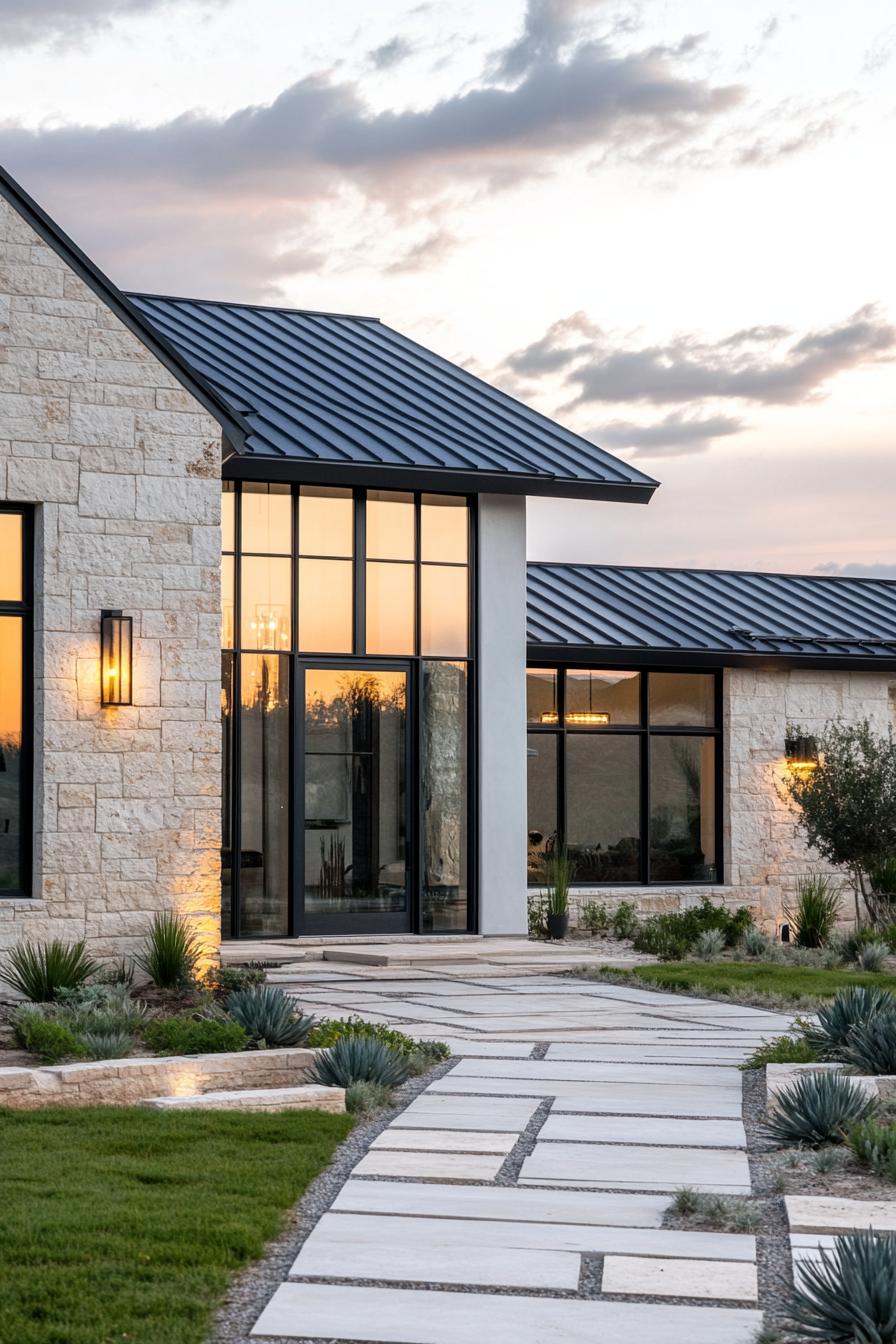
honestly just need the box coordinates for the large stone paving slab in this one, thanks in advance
[785,1194,896,1233]
[602,1255,758,1301]
[431,1074,744,1116]
[332,1178,672,1226]
[519,1142,752,1193]
[252,1283,763,1342]
[395,1094,540,1131]
[370,1128,517,1154]
[540,1113,746,1148]
[352,1149,505,1180]
[451,1058,743,1088]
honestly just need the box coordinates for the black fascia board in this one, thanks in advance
[526,643,896,672]
[0,164,245,449]
[223,454,657,503]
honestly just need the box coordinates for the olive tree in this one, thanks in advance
[782,720,896,924]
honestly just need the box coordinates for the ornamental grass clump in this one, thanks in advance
[226,985,316,1048]
[0,939,100,1002]
[135,912,200,989]
[310,1036,411,1089]
[803,985,895,1058]
[785,874,842,949]
[858,941,892,973]
[693,928,727,961]
[841,1008,896,1076]
[789,1229,896,1343]
[763,1070,878,1147]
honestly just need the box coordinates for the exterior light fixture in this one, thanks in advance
[785,733,819,769]
[100,610,133,707]
[540,711,611,725]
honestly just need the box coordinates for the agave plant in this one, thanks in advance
[0,940,100,1001]
[226,985,316,1048]
[802,986,895,1058]
[763,1070,878,1147]
[841,1008,896,1076]
[310,1035,411,1089]
[135,912,200,988]
[789,1229,896,1342]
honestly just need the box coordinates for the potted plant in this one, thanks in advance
[544,845,574,940]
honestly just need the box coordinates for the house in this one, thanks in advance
[2,164,895,958]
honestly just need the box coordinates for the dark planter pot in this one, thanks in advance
[547,912,569,941]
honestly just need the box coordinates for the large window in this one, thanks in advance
[222,485,473,937]
[527,667,720,886]
[0,507,30,898]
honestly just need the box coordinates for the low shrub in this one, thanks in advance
[13,1009,87,1064]
[56,983,147,1034]
[527,890,549,940]
[848,1117,896,1182]
[789,1229,896,1343]
[306,1016,449,1074]
[226,985,316,1048]
[79,1029,136,1060]
[741,1034,818,1071]
[786,874,842,949]
[632,897,753,961]
[610,900,640,941]
[669,1187,759,1231]
[762,1071,878,1147]
[344,1080,395,1115]
[694,928,727,961]
[741,927,780,959]
[832,926,886,964]
[310,1036,411,1089]
[143,1012,249,1056]
[858,941,891,973]
[579,900,610,936]
[803,985,895,1058]
[841,1008,896,1075]
[0,939,100,1002]
[206,965,267,994]
[136,912,200,989]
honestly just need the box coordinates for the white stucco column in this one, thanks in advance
[476,493,528,934]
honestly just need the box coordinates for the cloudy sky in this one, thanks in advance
[3,0,895,574]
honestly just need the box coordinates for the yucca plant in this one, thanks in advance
[848,1117,896,1182]
[310,1035,411,1089]
[789,1229,896,1342]
[135,912,200,988]
[841,1008,896,1076]
[0,940,100,1001]
[226,985,316,1047]
[693,928,727,961]
[785,874,842,948]
[763,1070,878,1146]
[803,986,895,1058]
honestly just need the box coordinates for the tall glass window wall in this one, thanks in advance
[0,507,30,898]
[222,484,473,937]
[527,667,720,886]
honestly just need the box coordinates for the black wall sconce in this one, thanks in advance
[100,610,133,707]
[785,733,819,768]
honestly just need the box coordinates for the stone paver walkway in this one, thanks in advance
[251,960,793,1343]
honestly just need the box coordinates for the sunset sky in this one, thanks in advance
[3,0,894,575]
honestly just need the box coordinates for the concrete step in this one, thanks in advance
[142,1084,345,1113]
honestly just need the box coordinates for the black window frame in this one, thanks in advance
[0,503,33,899]
[527,663,723,887]
[222,483,477,939]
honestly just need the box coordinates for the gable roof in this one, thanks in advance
[527,563,896,667]
[0,165,242,443]
[127,293,659,502]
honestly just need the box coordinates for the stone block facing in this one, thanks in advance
[0,192,223,962]
[143,1084,346,1113]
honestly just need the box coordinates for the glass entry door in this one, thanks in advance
[301,665,410,933]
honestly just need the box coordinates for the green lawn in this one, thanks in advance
[631,961,896,1000]
[0,1105,353,1344]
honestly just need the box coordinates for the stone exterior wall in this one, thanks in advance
[0,193,223,962]
[565,666,896,931]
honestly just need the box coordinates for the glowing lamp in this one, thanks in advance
[100,610,133,707]
[785,734,819,769]
[539,711,611,726]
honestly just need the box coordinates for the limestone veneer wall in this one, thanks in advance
[0,193,223,960]
[565,666,896,930]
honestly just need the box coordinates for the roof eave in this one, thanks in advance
[526,642,896,671]
[223,452,657,502]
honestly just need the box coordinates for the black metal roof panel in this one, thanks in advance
[527,563,896,662]
[127,294,658,502]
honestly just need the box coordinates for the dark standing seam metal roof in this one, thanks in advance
[126,294,658,503]
[527,564,896,663]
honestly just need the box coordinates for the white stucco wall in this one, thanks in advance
[477,493,527,934]
[0,192,223,961]
[565,664,896,930]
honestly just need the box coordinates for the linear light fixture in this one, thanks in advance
[100,610,133,707]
